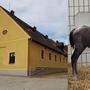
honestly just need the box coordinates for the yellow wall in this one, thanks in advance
[0,39,28,70]
[0,7,29,42]
[0,7,67,76]
[28,40,67,72]
[0,7,29,75]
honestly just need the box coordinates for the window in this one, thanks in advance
[60,55,61,62]
[66,58,67,63]
[9,52,15,64]
[64,58,67,63]
[41,50,44,59]
[55,55,57,62]
[49,53,51,60]
[63,57,65,63]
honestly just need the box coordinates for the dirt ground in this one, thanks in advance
[0,73,68,90]
[68,65,90,90]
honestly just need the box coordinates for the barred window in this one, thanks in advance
[60,55,61,62]
[63,57,65,63]
[55,55,57,62]
[49,53,51,60]
[41,50,44,59]
[66,58,67,63]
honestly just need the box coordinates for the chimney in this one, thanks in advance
[33,26,36,32]
[56,40,59,43]
[45,35,48,39]
[10,10,15,15]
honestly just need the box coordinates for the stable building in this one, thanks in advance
[0,6,67,76]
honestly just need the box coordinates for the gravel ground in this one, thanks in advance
[68,66,90,90]
[0,73,67,90]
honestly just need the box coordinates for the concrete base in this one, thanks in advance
[30,67,68,75]
[0,70,27,76]
[0,68,67,76]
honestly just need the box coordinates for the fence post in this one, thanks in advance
[86,52,87,67]
[81,54,82,67]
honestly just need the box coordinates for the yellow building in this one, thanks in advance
[0,6,67,76]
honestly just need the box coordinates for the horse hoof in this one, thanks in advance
[73,75,77,80]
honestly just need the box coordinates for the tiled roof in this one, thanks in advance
[0,6,67,56]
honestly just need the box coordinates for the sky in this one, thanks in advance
[0,0,68,44]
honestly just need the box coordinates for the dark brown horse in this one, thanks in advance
[69,25,90,76]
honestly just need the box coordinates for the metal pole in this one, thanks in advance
[0,0,1,5]
[8,0,10,10]
[81,54,82,67]
[86,52,87,67]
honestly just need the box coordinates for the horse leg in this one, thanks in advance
[71,48,85,76]
[71,49,78,76]
[71,50,81,80]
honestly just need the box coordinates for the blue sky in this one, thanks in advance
[0,0,68,44]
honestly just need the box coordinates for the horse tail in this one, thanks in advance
[69,29,75,48]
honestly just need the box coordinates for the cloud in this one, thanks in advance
[0,0,68,44]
